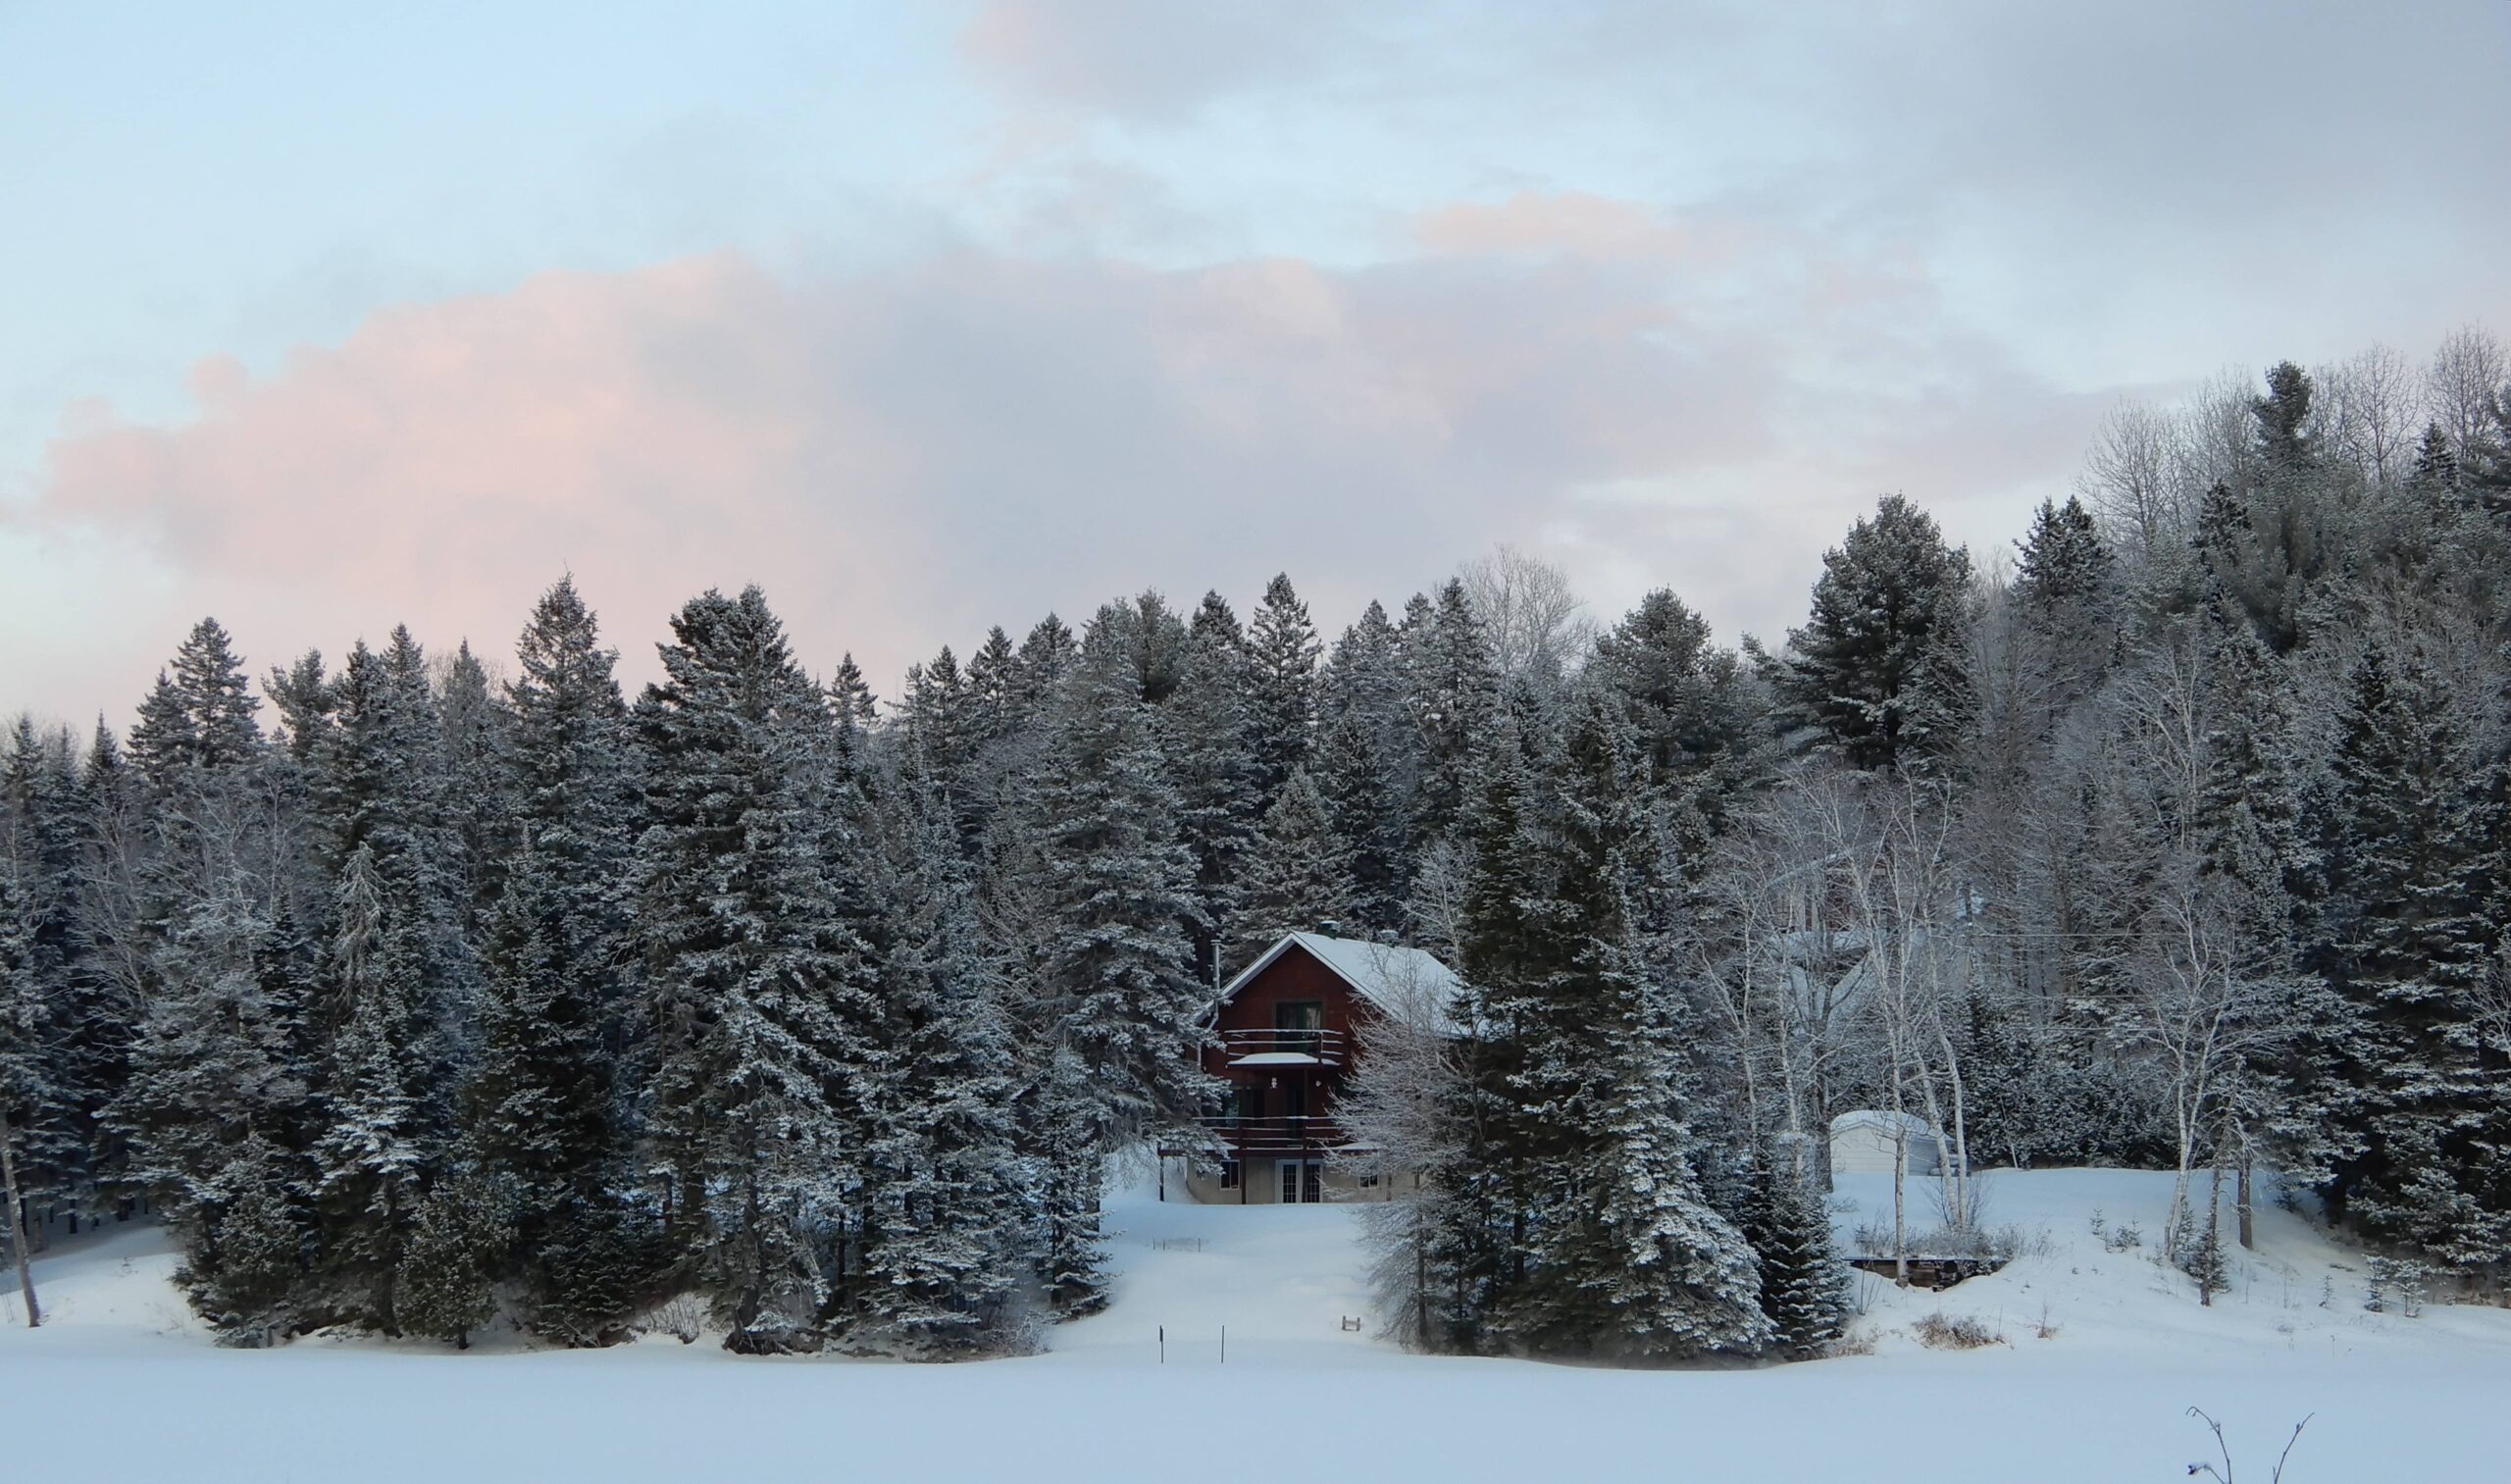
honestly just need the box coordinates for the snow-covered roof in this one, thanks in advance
[1228,1050,1323,1067]
[1829,1108,1939,1139]
[1218,931,1463,1029]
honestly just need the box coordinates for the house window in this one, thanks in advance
[1233,1084,1265,1123]
[1275,999,1323,1055]
[1219,1160,1241,1190]
[1358,1172,1380,1189]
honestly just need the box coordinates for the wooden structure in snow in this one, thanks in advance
[1163,930,1459,1204]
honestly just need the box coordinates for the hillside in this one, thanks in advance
[4,1163,2507,1482]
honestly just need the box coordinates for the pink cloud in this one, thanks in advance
[20,219,2104,730]
[1413,192,1753,267]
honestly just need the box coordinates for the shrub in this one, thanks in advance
[1911,1311,2002,1350]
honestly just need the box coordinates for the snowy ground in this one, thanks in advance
[6,1163,2508,1482]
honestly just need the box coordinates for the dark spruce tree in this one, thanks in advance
[1739,1151,1848,1359]
[1783,494,1973,771]
[1011,601,1215,1314]
[1481,691,1768,1359]
[1164,593,1265,982]
[1222,767,1358,972]
[632,587,879,1352]
[1246,573,1322,799]
[848,761,1036,1357]
[1406,580,1502,850]
[2291,641,2505,1272]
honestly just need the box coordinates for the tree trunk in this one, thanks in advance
[1890,1070,1910,1287]
[0,1102,41,1328]
[2236,1153,2255,1252]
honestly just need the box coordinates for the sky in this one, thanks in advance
[4,0,2507,730]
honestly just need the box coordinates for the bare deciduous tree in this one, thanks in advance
[2427,324,2507,467]
[1457,545,1595,685]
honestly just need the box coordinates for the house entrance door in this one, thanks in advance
[1277,1158,1323,1203]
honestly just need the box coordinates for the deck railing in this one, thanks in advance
[1217,1027,1347,1065]
[1197,1113,1348,1153]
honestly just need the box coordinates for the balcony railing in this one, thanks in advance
[1218,1027,1346,1067]
[1197,1114,1349,1153]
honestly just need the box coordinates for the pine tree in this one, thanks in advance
[437,640,516,924]
[1,721,95,1209]
[1312,709,1407,936]
[1407,581,1502,848]
[2012,496,2120,711]
[1784,494,1974,770]
[467,844,641,1342]
[1589,589,1769,887]
[2294,641,2504,1269]
[1482,691,1770,1358]
[1222,768,1358,971]
[1165,593,1265,980]
[1009,602,1215,1313]
[1246,574,1321,798]
[397,1163,514,1347]
[313,844,443,1332]
[633,587,877,1349]
[1740,1153,1848,1358]
[180,1133,310,1347]
[849,764,1036,1357]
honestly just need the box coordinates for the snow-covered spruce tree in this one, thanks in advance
[1222,767,1358,969]
[1482,689,1769,1360]
[0,728,96,1215]
[2291,640,2505,1270]
[1164,593,1265,984]
[1587,588,1771,932]
[104,621,333,1338]
[1009,602,1215,1314]
[119,901,323,1342]
[1031,1045,1110,1317]
[181,1132,311,1346]
[488,577,650,1341]
[313,844,445,1333]
[310,632,474,1097]
[1739,1151,1848,1359]
[396,1162,514,1348]
[633,587,877,1351]
[2010,495,2121,713]
[846,762,1036,1357]
[466,844,645,1343]
[1311,709,1407,937]
[1783,494,1974,772]
[1405,580,1503,851]
[1315,599,1417,934]
[1010,613,1078,721]
[1246,573,1322,800]
[1414,710,1546,1354]
[437,640,516,926]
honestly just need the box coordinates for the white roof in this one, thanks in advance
[1218,931,1463,1029]
[1229,1051,1323,1067]
[1829,1108,1938,1139]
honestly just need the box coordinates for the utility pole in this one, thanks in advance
[0,1101,41,1328]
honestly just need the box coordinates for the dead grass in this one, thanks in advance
[1912,1310,2003,1350]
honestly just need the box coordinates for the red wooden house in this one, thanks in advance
[1164,930,1460,1204]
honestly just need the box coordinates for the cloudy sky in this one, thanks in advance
[4,1,2506,728]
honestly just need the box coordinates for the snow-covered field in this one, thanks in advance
[6,1165,2507,1482]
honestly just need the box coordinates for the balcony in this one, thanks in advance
[1196,1114,1350,1154]
[1219,1027,1346,1067]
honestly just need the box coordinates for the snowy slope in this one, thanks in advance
[4,1165,2509,1483]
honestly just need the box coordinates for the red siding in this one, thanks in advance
[1203,943,1367,1151]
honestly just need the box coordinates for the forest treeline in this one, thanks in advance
[2,327,2508,1359]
